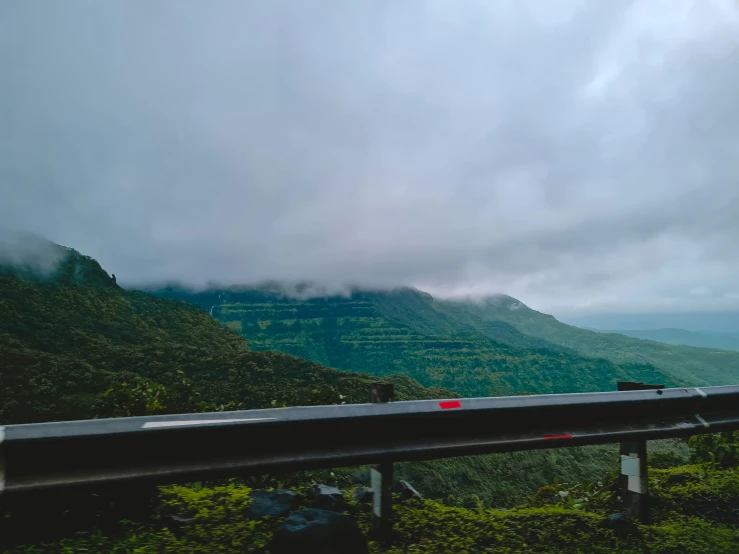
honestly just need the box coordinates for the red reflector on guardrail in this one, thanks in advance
[439,401,462,409]
[544,434,573,440]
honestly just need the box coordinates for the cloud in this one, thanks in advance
[0,229,69,274]
[1,0,739,315]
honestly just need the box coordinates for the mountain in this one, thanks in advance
[443,296,739,387]
[2,240,651,510]
[149,286,679,398]
[595,328,739,352]
[2,246,735,554]
[0,231,118,288]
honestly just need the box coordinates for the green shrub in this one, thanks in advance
[689,432,739,468]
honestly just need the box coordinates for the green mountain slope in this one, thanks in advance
[151,286,679,397]
[441,295,739,387]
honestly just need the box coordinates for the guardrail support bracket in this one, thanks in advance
[617,381,663,522]
[371,383,394,541]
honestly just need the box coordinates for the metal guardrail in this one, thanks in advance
[1,384,738,497]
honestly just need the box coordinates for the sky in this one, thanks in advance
[2,0,739,318]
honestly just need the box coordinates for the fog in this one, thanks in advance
[2,1,739,316]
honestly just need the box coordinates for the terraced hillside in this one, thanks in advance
[151,286,678,397]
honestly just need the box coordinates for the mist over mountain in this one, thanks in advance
[5,1,739,316]
[0,229,70,275]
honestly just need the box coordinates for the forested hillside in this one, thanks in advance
[0,251,452,425]
[151,286,678,397]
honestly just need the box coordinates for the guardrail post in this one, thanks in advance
[371,383,394,541]
[617,381,664,522]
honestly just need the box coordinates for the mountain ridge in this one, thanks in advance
[150,282,739,390]
[149,284,682,397]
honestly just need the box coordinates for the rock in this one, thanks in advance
[353,488,374,504]
[602,513,638,538]
[160,514,195,538]
[271,509,369,554]
[248,489,298,519]
[313,484,346,511]
[350,470,370,485]
[691,499,739,525]
[393,480,423,502]
[667,473,697,485]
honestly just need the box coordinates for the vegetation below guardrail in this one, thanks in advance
[4,453,739,553]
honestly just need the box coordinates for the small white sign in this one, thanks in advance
[371,468,382,517]
[621,454,640,477]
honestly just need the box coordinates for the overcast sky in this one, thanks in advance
[2,0,739,316]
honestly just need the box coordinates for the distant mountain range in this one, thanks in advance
[562,312,739,334]
[590,328,739,352]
